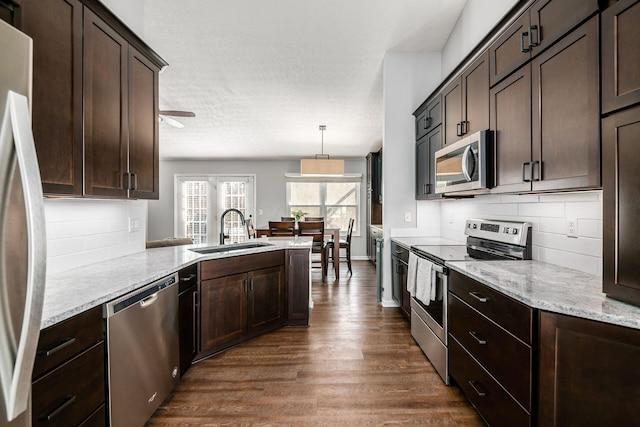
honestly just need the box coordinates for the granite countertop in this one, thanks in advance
[447,260,640,331]
[42,237,312,330]
[391,236,465,249]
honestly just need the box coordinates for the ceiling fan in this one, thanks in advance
[159,110,196,128]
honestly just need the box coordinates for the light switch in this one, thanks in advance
[404,212,411,222]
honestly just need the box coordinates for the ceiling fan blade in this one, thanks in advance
[159,115,184,128]
[159,110,195,117]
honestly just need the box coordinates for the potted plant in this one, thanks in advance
[291,210,307,227]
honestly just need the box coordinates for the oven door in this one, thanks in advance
[435,130,490,194]
[410,267,447,344]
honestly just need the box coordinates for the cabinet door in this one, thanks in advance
[489,12,531,87]
[529,0,598,56]
[462,51,489,136]
[247,266,285,333]
[603,105,640,306]
[390,256,402,306]
[425,95,442,130]
[490,66,532,193]
[128,46,160,199]
[415,136,429,200]
[602,0,640,113]
[426,126,443,200]
[415,109,430,141]
[538,312,640,426]
[531,17,600,191]
[442,78,462,145]
[178,286,197,377]
[21,0,83,196]
[199,273,247,353]
[286,249,310,325]
[83,8,128,198]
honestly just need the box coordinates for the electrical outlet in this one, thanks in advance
[129,217,141,233]
[567,217,578,238]
[449,212,454,224]
[404,212,411,223]
[258,209,264,216]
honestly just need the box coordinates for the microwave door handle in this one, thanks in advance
[461,145,473,182]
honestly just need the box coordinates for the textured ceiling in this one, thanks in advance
[143,0,466,160]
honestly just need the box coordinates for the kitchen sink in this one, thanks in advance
[190,242,274,254]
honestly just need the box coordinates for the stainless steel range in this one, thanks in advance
[409,219,532,384]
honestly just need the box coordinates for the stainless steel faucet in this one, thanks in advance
[220,208,246,244]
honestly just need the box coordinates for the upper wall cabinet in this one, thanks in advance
[415,95,441,141]
[602,0,640,114]
[21,0,84,196]
[489,0,598,87]
[442,51,489,146]
[19,0,166,199]
[491,17,600,193]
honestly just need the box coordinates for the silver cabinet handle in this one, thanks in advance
[42,337,76,356]
[469,291,488,303]
[468,380,487,397]
[469,331,487,345]
[39,395,77,421]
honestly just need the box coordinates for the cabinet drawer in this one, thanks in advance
[449,270,532,344]
[201,250,284,280]
[390,241,409,263]
[78,404,106,427]
[33,305,103,379]
[178,263,198,293]
[450,338,531,427]
[32,342,105,427]
[449,293,532,410]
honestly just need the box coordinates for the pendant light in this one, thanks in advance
[300,125,345,175]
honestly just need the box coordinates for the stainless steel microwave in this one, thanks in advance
[434,130,492,194]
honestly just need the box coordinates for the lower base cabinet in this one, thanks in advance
[178,264,198,376]
[390,241,410,320]
[32,306,105,426]
[538,311,640,426]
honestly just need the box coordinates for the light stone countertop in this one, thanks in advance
[391,237,465,249]
[41,237,312,330]
[447,260,640,330]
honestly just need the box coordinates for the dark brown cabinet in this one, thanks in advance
[286,249,310,326]
[602,0,640,114]
[20,0,84,196]
[0,0,20,27]
[178,264,198,377]
[489,0,598,86]
[390,241,410,320]
[18,0,166,199]
[442,51,489,146]
[414,94,443,201]
[491,17,600,193]
[32,306,105,426]
[603,105,640,306]
[199,252,285,357]
[538,312,640,426]
[415,95,441,141]
[448,270,534,426]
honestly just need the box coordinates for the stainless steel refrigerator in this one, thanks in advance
[0,20,47,427]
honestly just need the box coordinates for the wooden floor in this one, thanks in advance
[147,261,484,426]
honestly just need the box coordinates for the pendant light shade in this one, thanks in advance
[300,125,344,175]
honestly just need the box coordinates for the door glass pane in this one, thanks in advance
[184,181,208,244]
[222,181,247,243]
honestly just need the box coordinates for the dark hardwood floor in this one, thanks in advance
[147,261,483,426]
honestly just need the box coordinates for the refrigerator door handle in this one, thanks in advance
[0,91,47,421]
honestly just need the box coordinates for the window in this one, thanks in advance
[175,175,255,244]
[286,174,361,236]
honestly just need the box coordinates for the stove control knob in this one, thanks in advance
[512,229,518,235]
[472,224,477,229]
[504,227,510,233]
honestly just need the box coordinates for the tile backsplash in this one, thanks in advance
[44,199,147,274]
[426,191,603,276]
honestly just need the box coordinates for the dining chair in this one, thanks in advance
[269,221,295,236]
[325,218,354,276]
[281,216,295,221]
[297,220,327,277]
[303,216,324,221]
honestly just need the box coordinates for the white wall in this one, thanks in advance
[441,0,518,77]
[147,158,368,257]
[381,51,442,306]
[43,0,148,274]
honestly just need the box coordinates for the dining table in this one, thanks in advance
[255,226,341,277]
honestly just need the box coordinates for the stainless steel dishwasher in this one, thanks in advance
[105,273,180,427]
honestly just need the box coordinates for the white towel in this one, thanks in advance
[416,258,437,306]
[407,252,418,296]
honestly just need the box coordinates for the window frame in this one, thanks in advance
[285,174,362,237]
